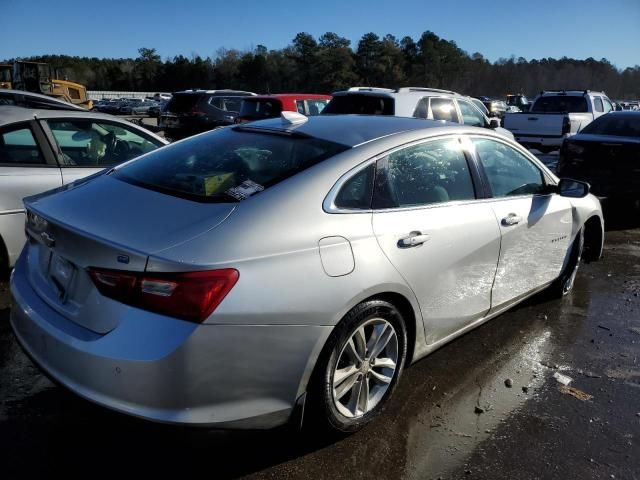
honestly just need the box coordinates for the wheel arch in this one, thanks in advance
[583,214,604,262]
[364,292,418,365]
[303,287,422,398]
[297,289,422,429]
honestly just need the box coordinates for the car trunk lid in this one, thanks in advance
[23,174,236,333]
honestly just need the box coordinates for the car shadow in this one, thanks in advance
[0,273,590,479]
[0,385,337,478]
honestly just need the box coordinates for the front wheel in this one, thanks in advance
[310,300,407,433]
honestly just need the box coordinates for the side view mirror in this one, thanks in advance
[488,117,500,128]
[558,178,590,198]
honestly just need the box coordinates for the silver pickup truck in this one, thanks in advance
[503,90,614,152]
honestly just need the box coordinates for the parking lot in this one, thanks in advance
[1,200,639,479]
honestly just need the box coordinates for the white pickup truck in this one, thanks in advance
[503,90,614,152]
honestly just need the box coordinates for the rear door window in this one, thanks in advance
[46,120,163,167]
[240,99,283,120]
[373,137,475,208]
[593,97,604,113]
[306,99,328,115]
[0,124,46,165]
[413,98,429,119]
[113,127,349,203]
[429,98,459,123]
[210,97,242,113]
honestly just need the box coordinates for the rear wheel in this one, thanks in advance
[310,300,407,433]
[549,229,584,297]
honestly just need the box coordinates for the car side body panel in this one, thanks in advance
[9,118,604,429]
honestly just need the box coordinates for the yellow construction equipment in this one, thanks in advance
[9,61,92,109]
[0,64,12,89]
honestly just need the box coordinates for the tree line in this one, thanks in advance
[6,30,640,99]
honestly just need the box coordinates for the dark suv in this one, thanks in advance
[160,89,256,139]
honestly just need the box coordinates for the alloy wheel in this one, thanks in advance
[331,318,399,418]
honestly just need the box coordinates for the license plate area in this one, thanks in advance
[49,253,76,302]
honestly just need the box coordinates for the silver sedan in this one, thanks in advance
[10,114,604,432]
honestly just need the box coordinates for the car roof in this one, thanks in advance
[235,114,466,147]
[329,87,479,117]
[0,106,167,143]
[246,94,332,100]
[537,90,607,97]
[332,87,460,98]
[0,88,85,111]
[173,89,257,96]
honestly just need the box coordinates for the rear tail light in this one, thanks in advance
[190,106,207,117]
[561,117,571,135]
[88,268,239,322]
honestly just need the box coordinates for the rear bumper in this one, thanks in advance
[9,253,331,428]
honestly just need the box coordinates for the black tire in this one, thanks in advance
[549,229,584,298]
[309,299,407,433]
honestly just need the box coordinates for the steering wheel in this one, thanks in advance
[103,131,117,159]
[113,139,131,159]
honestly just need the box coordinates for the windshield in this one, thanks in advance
[113,127,349,203]
[580,114,640,137]
[240,99,283,120]
[531,96,588,113]
[323,95,395,115]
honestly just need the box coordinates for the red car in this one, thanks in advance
[237,94,332,123]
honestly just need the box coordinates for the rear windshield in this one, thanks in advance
[113,127,349,203]
[240,99,283,120]
[531,96,588,113]
[165,93,201,113]
[580,114,640,137]
[323,95,395,115]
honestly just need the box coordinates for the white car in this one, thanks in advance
[0,106,167,271]
[503,90,614,152]
[323,87,516,141]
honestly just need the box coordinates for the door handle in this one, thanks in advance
[398,231,430,248]
[501,213,523,226]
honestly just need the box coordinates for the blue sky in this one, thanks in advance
[1,0,638,68]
